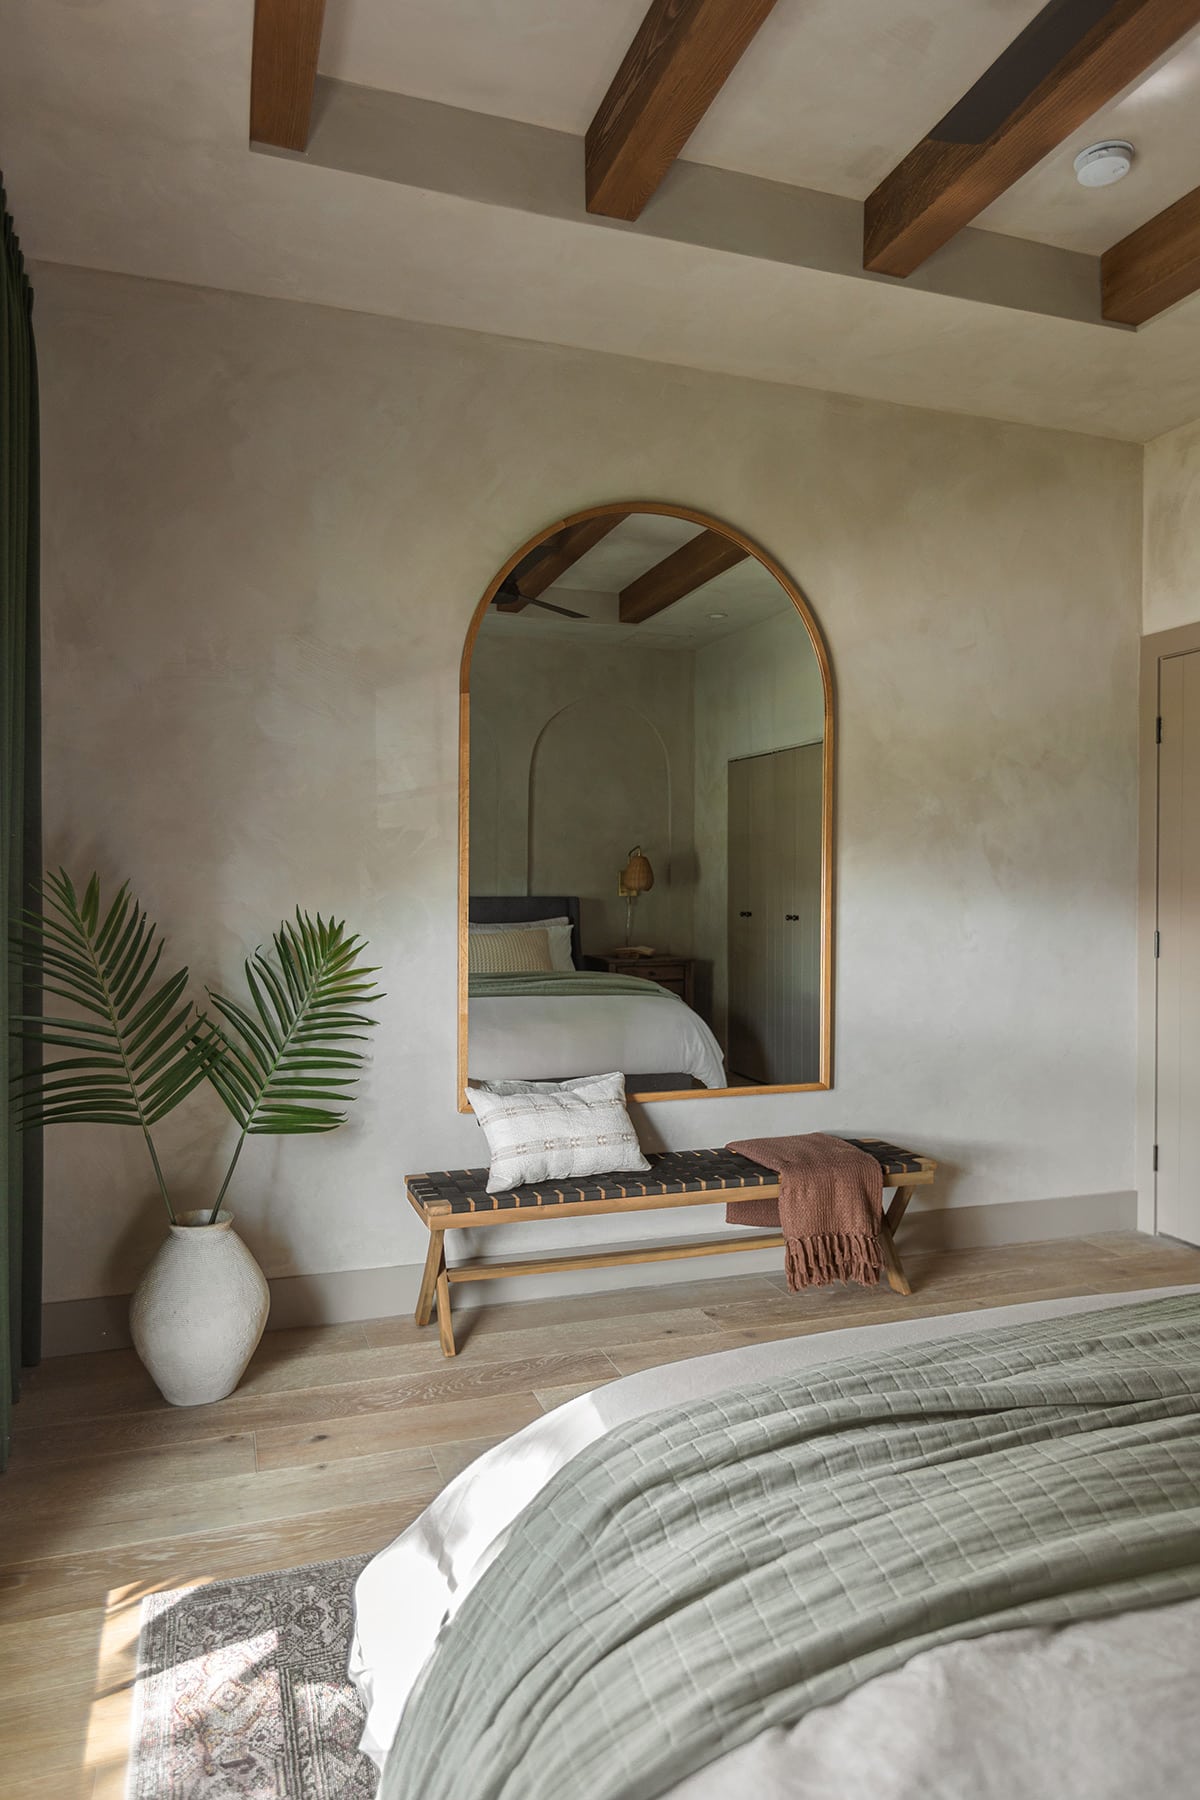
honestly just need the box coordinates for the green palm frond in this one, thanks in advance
[10,870,219,1217]
[205,910,382,1144]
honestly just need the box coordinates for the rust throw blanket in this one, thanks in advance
[725,1133,883,1290]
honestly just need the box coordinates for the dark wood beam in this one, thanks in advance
[586,0,780,221]
[495,514,626,611]
[1102,182,1200,323]
[620,529,747,624]
[250,0,327,151]
[864,0,1200,279]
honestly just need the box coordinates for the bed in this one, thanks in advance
[351,1284,1200,1799]
[467,894,727,1090]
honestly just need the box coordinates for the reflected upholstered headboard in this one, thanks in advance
[468,895,583,969]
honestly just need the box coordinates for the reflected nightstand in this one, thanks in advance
[585,952,695,1008]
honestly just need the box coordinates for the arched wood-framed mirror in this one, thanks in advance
[458,502,834,1111]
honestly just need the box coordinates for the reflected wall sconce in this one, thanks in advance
[618,845,654,946]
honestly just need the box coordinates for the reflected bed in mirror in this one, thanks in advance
[458,504,833,1108]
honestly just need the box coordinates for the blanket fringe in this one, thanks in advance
[784,1231,881,1291]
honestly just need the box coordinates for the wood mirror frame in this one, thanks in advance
[457,501,834,1112]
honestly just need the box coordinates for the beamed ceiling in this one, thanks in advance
[6,0,1200,439]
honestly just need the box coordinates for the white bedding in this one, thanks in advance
[468,992,727,1088]
[350,1284,1200,1798]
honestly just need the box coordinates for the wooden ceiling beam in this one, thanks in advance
[1102,181,1200,323]
[864,0,1200,279]
[620,530,747,624]
[586,0,781,221]
[250,0,327,151]
[495,514,627,611]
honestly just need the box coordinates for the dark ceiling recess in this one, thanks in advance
[864,0,1200,280]
[932,0,1118,145]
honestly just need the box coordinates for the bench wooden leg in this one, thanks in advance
[415,1228,445,1328]
[436,1265,456,1357]
[880,1185,914,1296]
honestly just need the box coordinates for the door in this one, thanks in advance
[1156,651,1200,1244]
[727,744,823,1085]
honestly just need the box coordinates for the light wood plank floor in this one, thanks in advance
[4,1230,1200,1799]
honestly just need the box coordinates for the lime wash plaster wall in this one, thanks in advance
[32,263,1143,1326]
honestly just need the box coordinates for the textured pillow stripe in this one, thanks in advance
[469,916,574,972]
[468,927,554,976]
[470,1072,650,1191]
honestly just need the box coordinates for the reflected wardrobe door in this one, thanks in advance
[772,742,822,1086]
[727,745,822,1086]
[727,753,767,1084]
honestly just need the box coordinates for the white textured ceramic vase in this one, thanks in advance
[130,1210,270,1407]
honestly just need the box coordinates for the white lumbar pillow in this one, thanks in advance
[468,1071,650,1192]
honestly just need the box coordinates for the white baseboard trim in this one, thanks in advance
[39,1188,1138,1358]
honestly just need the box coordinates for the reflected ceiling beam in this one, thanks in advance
[586,0,781,221]
[864,0,1200,279]
[620,530,747,624]
[1102,181,1200,323]
[250,0,327,150]
[495,514,626,611]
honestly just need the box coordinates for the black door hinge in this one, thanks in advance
[1157,715,1163,743]
[1155,930,1161,958]
[1153,1144,1159,1173]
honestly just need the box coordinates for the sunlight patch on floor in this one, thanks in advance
[86,1578,216,1798]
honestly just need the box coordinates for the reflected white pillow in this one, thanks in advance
[469,915,574,972]
[469,1072,650,1192]
[468,926,554,976]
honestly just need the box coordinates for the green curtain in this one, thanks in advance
[1,180,42,1472]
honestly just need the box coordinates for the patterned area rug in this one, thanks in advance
[128,1555,379,1799]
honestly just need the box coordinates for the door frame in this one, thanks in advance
[1138,620,1200,1233]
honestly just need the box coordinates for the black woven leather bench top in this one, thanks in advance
[407,1139,932,1215]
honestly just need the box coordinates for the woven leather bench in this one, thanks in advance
[406,1140,936,1356]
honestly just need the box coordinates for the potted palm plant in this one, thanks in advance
[14,871,381,1405]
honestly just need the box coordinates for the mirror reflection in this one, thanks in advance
[465,507,829,1098]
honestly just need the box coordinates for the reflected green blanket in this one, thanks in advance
[469,969,679,1001]
[383,1294,1200,1800]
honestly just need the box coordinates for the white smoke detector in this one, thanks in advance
[1073,142,1135,188]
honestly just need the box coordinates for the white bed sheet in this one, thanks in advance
[350,1283,1200,1798]
[468,992,727,1088]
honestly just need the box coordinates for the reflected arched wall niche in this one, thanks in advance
[528,699,677,950]
[458,502,834,1112]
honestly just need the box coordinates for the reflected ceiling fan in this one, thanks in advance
[492,572,587,619]
[489,520,622,619]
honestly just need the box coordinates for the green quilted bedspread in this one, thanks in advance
[382,1293,1200,1800]
[468,968,679,1001]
